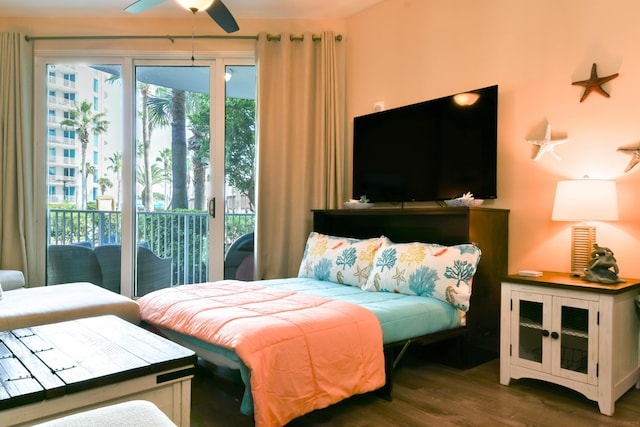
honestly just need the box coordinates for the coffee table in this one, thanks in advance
[0,315,196,426]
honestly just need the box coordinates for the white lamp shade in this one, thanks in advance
[552,179,618,221]
[175,0,215,11]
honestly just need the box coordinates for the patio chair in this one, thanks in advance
[47,244,103,287]
[94,244,122,293]
[224,232,254,280]
[136,246,172,297]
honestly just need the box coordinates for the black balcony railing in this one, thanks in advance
[48,209,255,286]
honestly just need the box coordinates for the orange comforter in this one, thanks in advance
[138,280,385,427]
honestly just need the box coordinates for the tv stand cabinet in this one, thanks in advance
[312,207,509,367]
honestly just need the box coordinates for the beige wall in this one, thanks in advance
[347,0,640,278]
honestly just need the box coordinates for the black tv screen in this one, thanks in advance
[352,85,498,203]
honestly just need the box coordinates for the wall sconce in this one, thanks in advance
[453,92,480,106]
[175,0,214,12]
[552,179,618,276]
[225,69,233,82]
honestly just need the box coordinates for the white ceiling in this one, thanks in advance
[0,0,383,20]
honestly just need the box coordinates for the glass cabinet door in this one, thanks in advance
[552,297,598,384]
[512,292,552,372]
[559,305,589,374]
[518,300,544,363]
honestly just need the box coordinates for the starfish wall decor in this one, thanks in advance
[617,143,640,172]
[527,123,569,161]
[572,63,619,102]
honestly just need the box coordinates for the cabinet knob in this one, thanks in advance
[542,329,550,337]
[551,331,559,339]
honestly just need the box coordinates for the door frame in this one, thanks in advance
[35,50,255,292]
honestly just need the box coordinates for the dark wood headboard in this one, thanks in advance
[312,207,509,368]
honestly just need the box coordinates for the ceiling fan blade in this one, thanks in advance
[124,0,168,14]
[206,0,240,33]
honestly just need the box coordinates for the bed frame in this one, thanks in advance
[312,207,509,394]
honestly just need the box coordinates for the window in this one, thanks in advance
[93,78,99,93]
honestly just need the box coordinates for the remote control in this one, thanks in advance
[519,270,543,277]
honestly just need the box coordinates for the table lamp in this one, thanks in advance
[551,179,618,276]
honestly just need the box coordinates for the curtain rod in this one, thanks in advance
[24,33,342,42]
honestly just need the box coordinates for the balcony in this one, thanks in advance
[48,209,255,287]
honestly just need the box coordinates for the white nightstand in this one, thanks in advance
[500,271,640,415]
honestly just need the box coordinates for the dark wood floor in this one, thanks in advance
[190,344,640,426]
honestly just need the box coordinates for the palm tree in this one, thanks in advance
[107,152,122,208]
[139,83,169,211]
[156,148,173,209]
[84,163,97,204]
[97,176,113,195]
[187,92,210,211]
[60,100,108,209]
[148,87,188,209]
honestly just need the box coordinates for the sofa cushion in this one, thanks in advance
[297,232,383,287]
[0,270,25,291]
[0,282,140,331]
[362,240,481,311]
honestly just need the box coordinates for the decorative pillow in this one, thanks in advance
[362,240,481,311]
[298,232,384,287]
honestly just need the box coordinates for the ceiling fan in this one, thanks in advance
[125,0,239,33]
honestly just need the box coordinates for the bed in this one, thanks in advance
[138,207,509,427]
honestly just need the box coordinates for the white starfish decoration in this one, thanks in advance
[527,124,569,161]
[617,143,640,172]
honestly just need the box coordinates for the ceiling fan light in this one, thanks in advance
[175,0,215,12]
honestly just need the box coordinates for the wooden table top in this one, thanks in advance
[504,271,640,294]
[0,315,196,410]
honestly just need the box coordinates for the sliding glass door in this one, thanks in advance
[41,56,255,296]
[133,63,213,295]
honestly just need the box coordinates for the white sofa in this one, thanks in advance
[0,270,140,331]
[31,400,177,427]
[0,269,27,292]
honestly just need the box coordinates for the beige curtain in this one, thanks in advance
[0,33,36,284]
[255,32,345,279]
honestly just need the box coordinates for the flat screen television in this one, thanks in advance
[352,85,498,203]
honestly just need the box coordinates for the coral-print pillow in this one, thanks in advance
[298,232,384,287]
[362,240,481,311]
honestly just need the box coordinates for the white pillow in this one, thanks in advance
[298,232,383,287]
[362,240,481,311]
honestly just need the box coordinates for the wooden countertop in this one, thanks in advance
[504,271,640,294]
